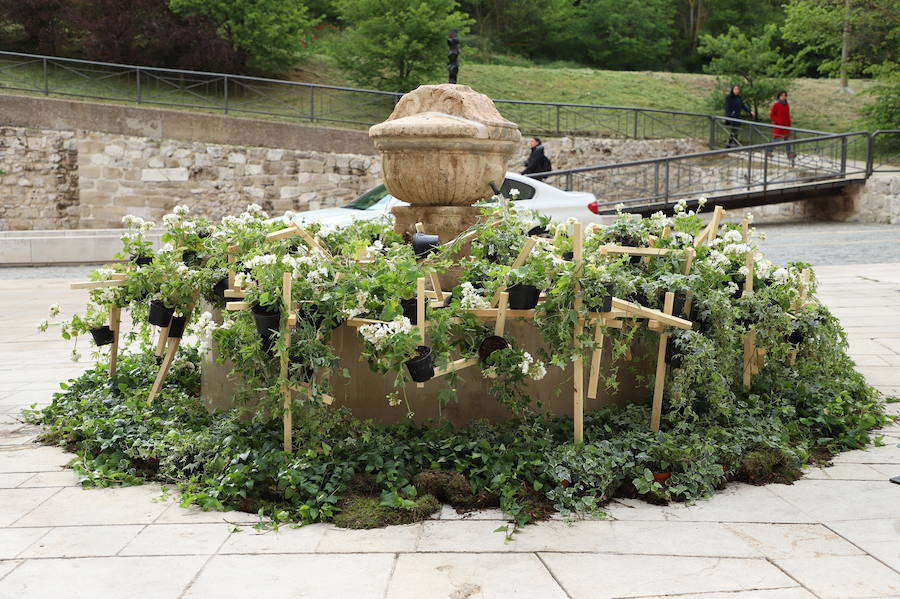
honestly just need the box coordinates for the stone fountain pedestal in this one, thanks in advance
[369,84,520,241]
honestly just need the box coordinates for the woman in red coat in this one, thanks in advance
[768,90,795,163]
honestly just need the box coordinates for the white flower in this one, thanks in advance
[738,265,749,277]
[245,254,278,268]
[772,268,790,285]
[509,188,520,198]
[697,197,708,208]
[36,318,49,332]
[387,392,401,407]
[359,316,412,350]
[460,282,491,310]
[615,203,626,213]
[173,205,190,216]
[722,229,743,243]
[744,212,754,223]
[48,304,61,317]
[674,199,688,213]
[723,243,751,256]
[725,282,739,295]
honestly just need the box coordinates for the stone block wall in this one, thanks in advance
[75,132,381,228]
[0,128,78,230]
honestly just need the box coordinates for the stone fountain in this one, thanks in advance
[368,84,521,242]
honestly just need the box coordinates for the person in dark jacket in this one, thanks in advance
[522,137,551,181]
[768,90,795,164]
[724,85,755,148]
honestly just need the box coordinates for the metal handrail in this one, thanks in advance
[0,50,830,138]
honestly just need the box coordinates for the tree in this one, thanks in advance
[698,24,797,117]
[863,62,900,131]
[575,0,676,71]
[0,0,71,55]
[168,0,319,73]
[782,0,900,88]
[332,0,472,93]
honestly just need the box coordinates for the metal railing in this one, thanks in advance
[541,131,875,210]
[0,50,829,141]
[867,130,900,175]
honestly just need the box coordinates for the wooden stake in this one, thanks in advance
[587,322,605,400]
[743,327,756,388]
[416,276,426,389]
[650,291,675,432]
[108,305,121,378]
[155,324,169,357]
[709,206,726,242]
[148,337,180,404]
[494,292,509,337]
[281,271,293,454]
[573,222,585,444]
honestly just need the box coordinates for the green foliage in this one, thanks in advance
[699,24,797,116]
[330,0,473,92]
[863,63,900,131]
[781,0,900,79]
[168,0,319,72]
[573,0,677,71]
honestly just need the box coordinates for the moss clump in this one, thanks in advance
[739,446,802,485]
[332,494,439,529]
[413,469,498,512]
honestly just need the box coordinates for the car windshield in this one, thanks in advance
[344,184,389,210]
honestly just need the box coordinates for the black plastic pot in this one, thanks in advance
[629,292,649,307]
[787,330,803,344]
[148,300,175,327]
[486,252,502,264]
[130,254,153,267]
[671,293,687,317]
[527,225,552,238]
[405,345,434,383]
[507,284,541,310]
[664,338,683,369]
[401,297,427,325]
[167,315,187,338]
[213,277,229,302]
[589,294,613,312]
[412,232,440,259]
[562,251,574,261]
[478,335,510,364]
[90,325,114,346]
[182,250,200,267]
[251,304,281,343]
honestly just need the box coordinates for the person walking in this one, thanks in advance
[768,90,796,165]
[522,137,551,181]
[724,85,755,148]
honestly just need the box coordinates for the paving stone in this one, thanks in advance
[316,522,420,553]
[0,473,32,488]
[637,590,817,599]
[418,519,761,556]
[830,440,900,464]
[803,462,889,480]
[826,519,900,572]
[183,554,394,599]
[0,487,59,526]
[13,485,169,527]
[0,555,206,599]
[218,524,328,554]
[0,527,49,559]
[768,479,900,521]
[0,445,70,473]
[723,523,863,559]
[20,524,142,558]
[19,470,80,487]
[775,555,900,598]
[606,484,814,523]
[540,553,797,599]
[438,504,507,520]
[386,553,567,599]
[868,463,900,478]
[120,523,231,556]
[0,560,21,581]
[151,501,265,525]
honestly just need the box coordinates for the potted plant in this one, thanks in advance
[506,248,555,310]
[117,214,156,266]
[580,260,634,313]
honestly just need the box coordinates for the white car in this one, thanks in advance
[288,172,598,228]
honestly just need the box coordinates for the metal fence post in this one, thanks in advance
[763,151,769,192]
[840,135,848,177]
[555,104,561,135]
[708,117,716,148]
[565,172,572,191]
[866,133,875,178]
[663,161,670,206]
[653,162,660,198]
[633,110,639,138]
[42,58,48,95]
[310,87,316,122]
[223,75,229,114]
[747,149,753,187]
[136,69,141,104]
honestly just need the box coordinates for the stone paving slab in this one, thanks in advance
[775,555,900,599]
[17,524,143,558]
[539,553,799,598]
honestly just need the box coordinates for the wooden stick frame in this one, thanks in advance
[650,292,675,432]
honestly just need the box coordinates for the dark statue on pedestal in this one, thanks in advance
[447,29,460,84]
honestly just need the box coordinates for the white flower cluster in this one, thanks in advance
[194,311,218,352]
[366,239,384,254]
[649,211,672,230]
[460,282,491,309]
[518,351,547,380]
[723,242,752,256]
[722,229,743,243]
[234,272,255,289]
[342,290,370,320]
[707,250,730,271]
[359,316,412,350]
[121,214,155,232]
[245,254,278,268]
[220,204,270,230]
[771,267,791,285]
